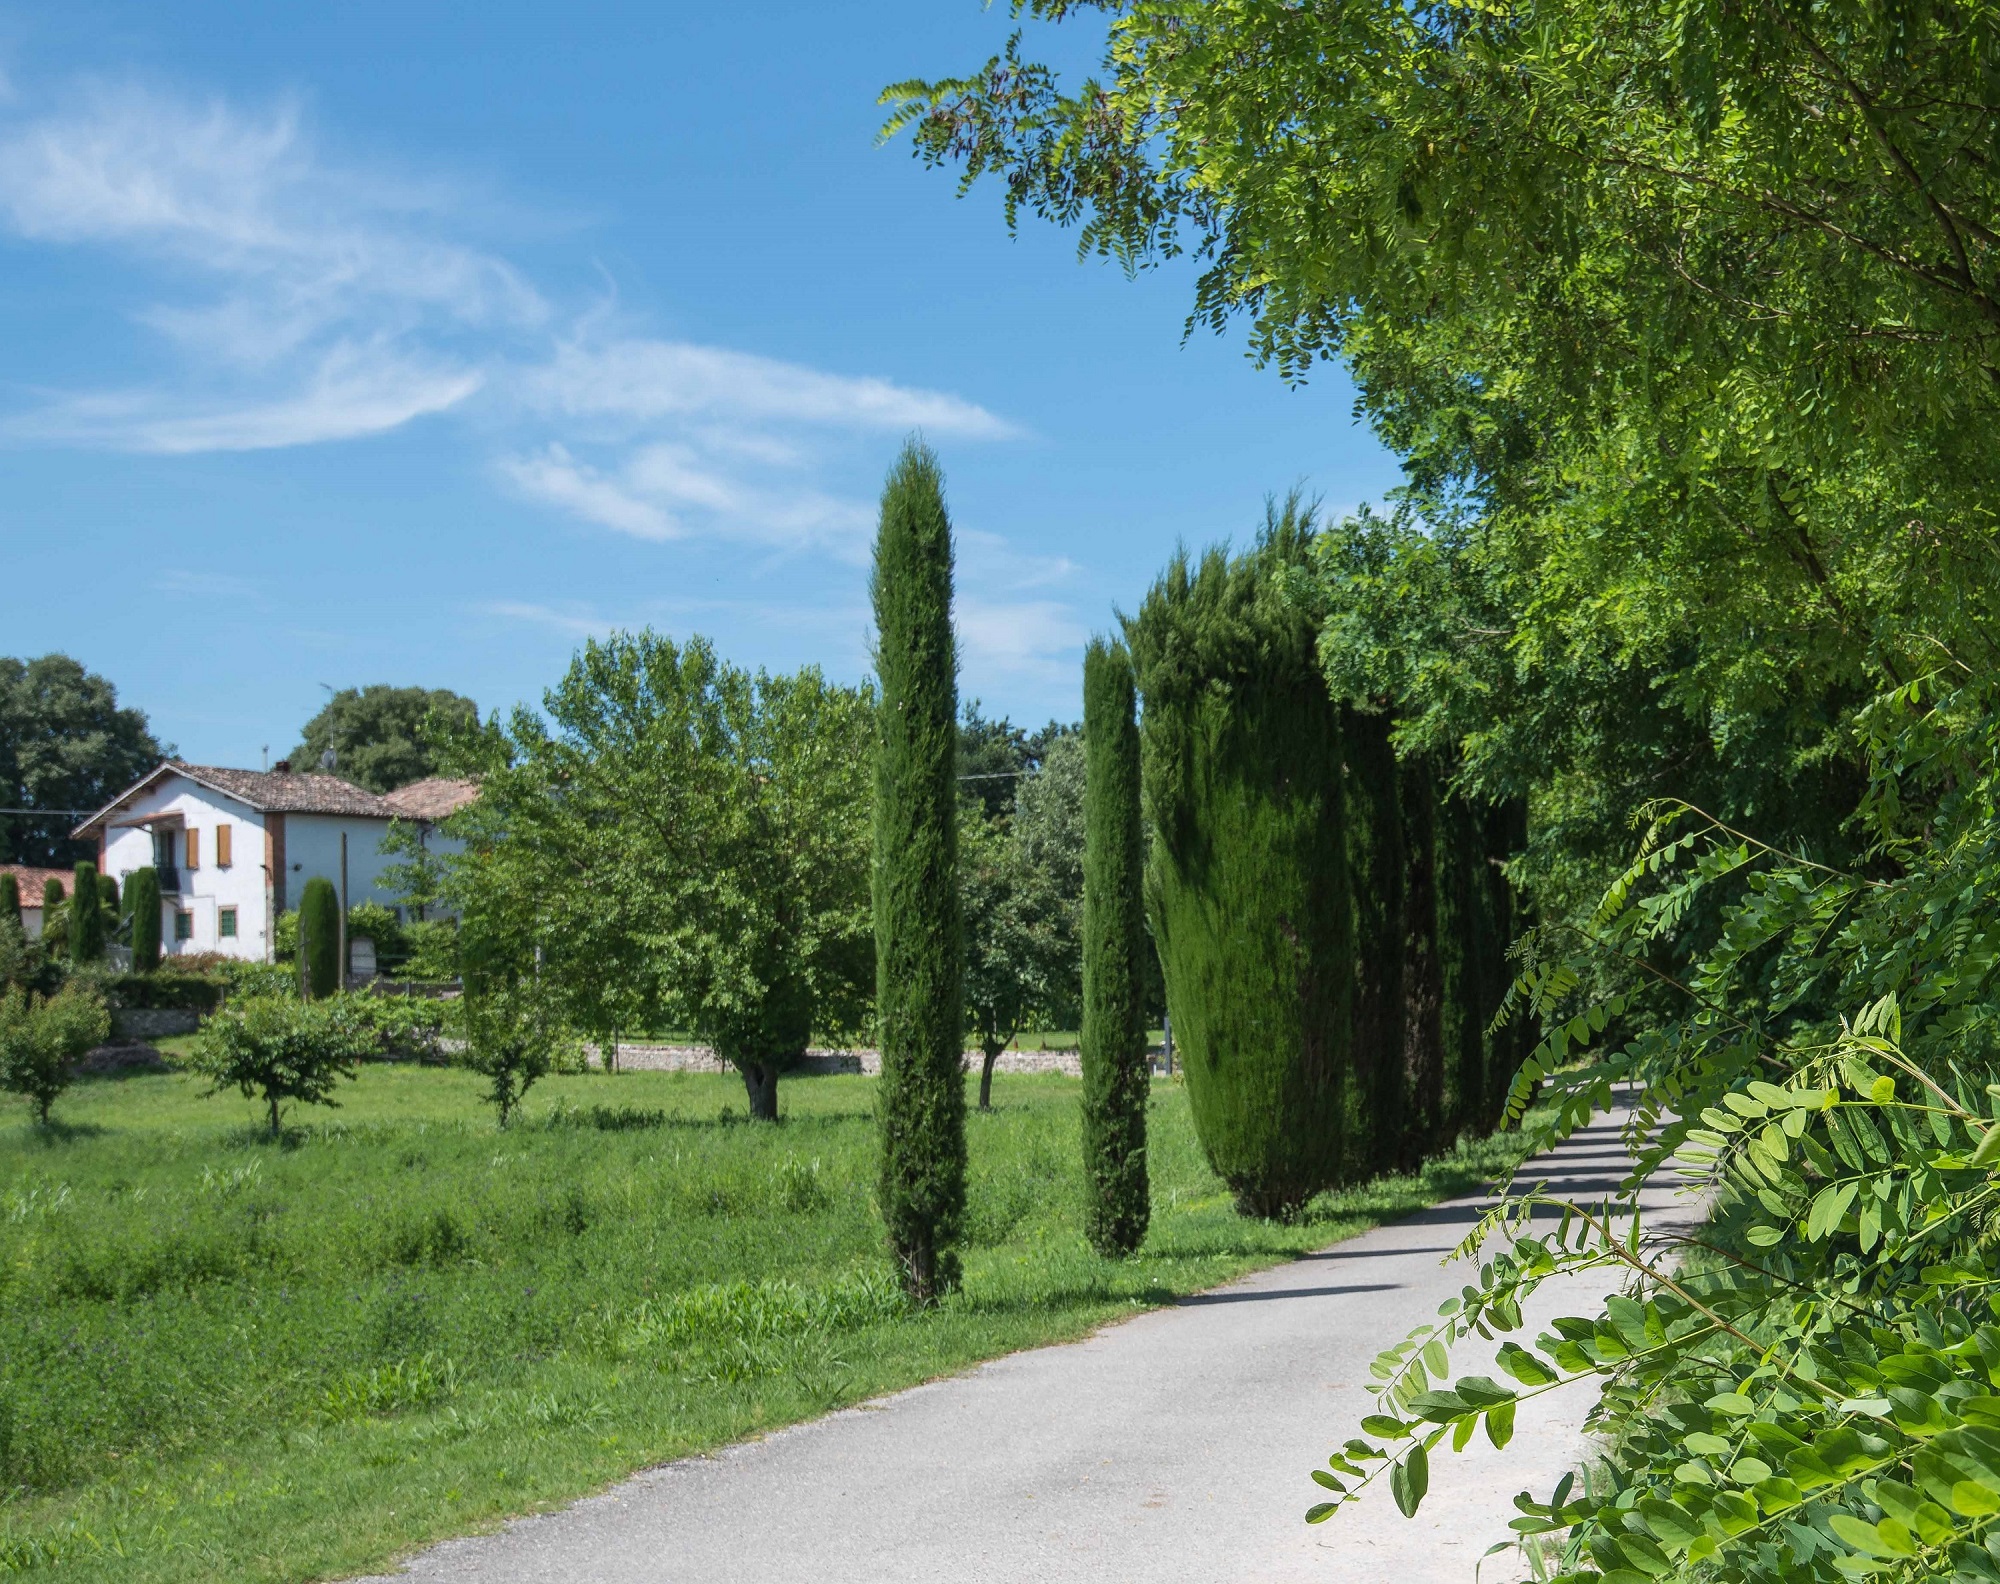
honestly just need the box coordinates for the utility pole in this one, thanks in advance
[338,831,349,990]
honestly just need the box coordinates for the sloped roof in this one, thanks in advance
[175,763,394,817]
[1,865,73,909]
[73,761,397,837]
[378,777,480,821]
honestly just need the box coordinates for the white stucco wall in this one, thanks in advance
[99,782,271,961]
[279,813,413,916]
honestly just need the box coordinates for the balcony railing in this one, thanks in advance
[156,866,181,895]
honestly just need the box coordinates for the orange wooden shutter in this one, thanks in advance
[185,828,200,870]
[216,824,232,867]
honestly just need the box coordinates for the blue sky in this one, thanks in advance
[0,1,1401,766]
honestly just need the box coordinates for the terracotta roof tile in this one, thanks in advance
[1,865,73,907]
[174,763,394,817]
[378,777,480,821]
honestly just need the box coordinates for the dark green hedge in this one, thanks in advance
[1131,511,1528,1218]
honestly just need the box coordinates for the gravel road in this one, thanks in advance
[362,1107,1699,1584]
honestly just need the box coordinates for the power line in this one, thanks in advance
[0,808,96,817]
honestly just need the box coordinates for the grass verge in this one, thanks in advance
[0,1064,1524,1582]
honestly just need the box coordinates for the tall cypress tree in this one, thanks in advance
[1129,505,1354,1218]
[70,862,104,964]
[871,440,966,1305]
[127,868,162,973]
[300,877,341,999]
[0,873,18,926]
[1080,638,1150,1257]
[41,878,64,952]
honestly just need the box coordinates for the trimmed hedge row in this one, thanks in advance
[1129,517,1526,1218]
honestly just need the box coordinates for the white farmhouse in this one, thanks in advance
[72,762,477,962]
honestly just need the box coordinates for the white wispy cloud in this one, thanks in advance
[478,600,619,639]
[522,337,1014,439]
[0,82,539,450]
[497,445,680,541]
[955,597,1090,687]
[0,74,1073,660]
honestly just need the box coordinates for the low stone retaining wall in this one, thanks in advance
[112,1008,201,1039]
[597,1043,1092,1078]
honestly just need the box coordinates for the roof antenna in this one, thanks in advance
[320,748,337,772]
[262,745,269,773]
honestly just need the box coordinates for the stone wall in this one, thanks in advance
[598,1043,1093,1078]
[112,1008,202,1039]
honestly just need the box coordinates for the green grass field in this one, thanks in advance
[0,1063,1522,1582]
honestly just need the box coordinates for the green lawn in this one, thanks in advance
[0,1062,1520,1582]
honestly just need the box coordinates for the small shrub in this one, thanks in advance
[458,983,578,1126]
[187,994,372,1133]
[214,960,298,1001]
[99,971,226,1013]
[0,986,111,1124]
[341,995,448,1062]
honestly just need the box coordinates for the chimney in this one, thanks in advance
[273,759,292,774]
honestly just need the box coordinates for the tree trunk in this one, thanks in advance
[268,1093,283,1135]
[977,1041,1003,1110]
[740,1059,779,1121]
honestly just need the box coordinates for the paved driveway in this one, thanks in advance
[363,1109,1699,1583]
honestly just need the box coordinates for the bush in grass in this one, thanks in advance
[458,981,579,1126]
[1079,637,1150,1257]
[342,994,448,1062]
[870,439,967,1305]
[0,985,111,1124]
[187,993,371,1133]
[1128,507,1355,1219]
[126,866,162,972]
[298,877,340,998]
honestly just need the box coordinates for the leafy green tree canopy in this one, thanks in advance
[290,685,478,793]
[0,656,163,866]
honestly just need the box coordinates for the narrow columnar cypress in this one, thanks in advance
[1080,638,1150,1257]
[0,874,18,925]
[870,440,965,1305]
[98,873,118,917]
[300,877,341,999]
[1341,708,1406,1179]
[1129,503,1353,1219]
[70,863,104,964]
[41,879,64,950]
[127,868,162,972]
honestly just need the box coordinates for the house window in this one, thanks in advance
[215,824,232,868]
[174,911,193,942]
[185,828,201,870]
[218,907,237,939]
